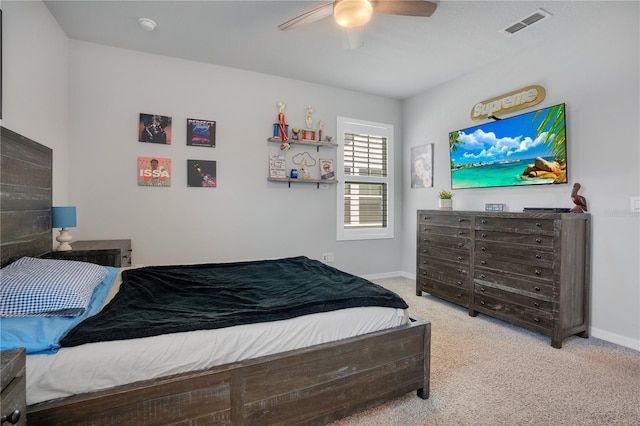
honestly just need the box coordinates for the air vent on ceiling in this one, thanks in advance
[502,8,552,36]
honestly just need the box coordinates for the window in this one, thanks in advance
[336,117,394,240]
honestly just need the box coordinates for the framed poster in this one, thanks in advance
[188,159,217,187]
[411,144,433,188]
[320,159,335,180]
[138,157,171,187]
[139,113,172,144]
[187,118,216,147]
[269,154,286,179]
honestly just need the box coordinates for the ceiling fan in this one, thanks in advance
[278,0,438,48]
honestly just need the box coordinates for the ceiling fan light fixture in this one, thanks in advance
[333,0,373,28]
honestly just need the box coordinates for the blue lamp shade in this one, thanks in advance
[52,206,77,229]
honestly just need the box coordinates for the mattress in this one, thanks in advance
[26,269,408,405]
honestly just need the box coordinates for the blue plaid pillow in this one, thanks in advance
[0,257,108,317]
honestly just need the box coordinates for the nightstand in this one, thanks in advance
[1,348,26,426]
[50,239,132,267]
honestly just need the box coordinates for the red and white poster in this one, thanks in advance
[138,157,171,187]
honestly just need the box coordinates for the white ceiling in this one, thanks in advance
[43,1,607,100]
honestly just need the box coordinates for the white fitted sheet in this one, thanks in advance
[26,271,408,405]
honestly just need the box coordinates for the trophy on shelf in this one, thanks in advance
[302,105,316,142]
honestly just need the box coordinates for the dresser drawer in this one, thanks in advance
[418,257,469,286]
[474,269,554,300]
[473,293,554,333]
[419,232,471,251]
[475,241,554,269]
[1,348,26,426]
[419,246,470,264]
[418,224,471,239]
[418,213,472,228]
[475,256,554,281]
[476,217,555,233]
[0,375,26,426]
[418,278,469,307]
[475,283,554,313]
[475,230,554,248]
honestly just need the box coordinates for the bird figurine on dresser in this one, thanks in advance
[571,182,588,213]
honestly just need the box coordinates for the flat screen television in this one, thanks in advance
[449,103,567,189]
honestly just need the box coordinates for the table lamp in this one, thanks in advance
[52,206,77,251]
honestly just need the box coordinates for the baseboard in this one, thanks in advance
[590,327,640,352]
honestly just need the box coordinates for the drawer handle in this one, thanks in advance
[458,243,464,248]
[482,219,487,224]
[423,227,430,232]
[457,281,462,286]
[536,222,542,227]
[481,247,487,251]
[457,292,463,298]
[458,256,463,261]
[480,300,485,305]
[482,233,487,238]
[458,231,463,235]
[422,260,427,264]
[480,287,485,292]
[458,218,464,222]
[534,286,541,292]
[480,260,486,265]
[457,268,463,273]
[1,410,21,425]
[423,239,429,243]
[534,302,540,307]
[480,274,486,279]
[536,238,542,244]
[535,254,542,259]
[534,270,541,275]
[534,318,540,323]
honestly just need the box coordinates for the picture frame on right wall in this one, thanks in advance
[411,144,433,188]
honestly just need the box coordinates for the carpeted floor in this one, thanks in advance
[331,277,640,426]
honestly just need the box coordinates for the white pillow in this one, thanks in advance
[0,257,108,317]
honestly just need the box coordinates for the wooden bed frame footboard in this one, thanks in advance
[27,317,430,425]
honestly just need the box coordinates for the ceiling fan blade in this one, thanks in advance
[372,0,438,17]
[342,27,365,50]
[278,2,334,31]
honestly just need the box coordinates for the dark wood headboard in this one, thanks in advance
[0,126,53,267]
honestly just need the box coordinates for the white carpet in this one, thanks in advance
[331,277,640,426]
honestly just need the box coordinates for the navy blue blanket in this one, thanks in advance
[60,256,408,347]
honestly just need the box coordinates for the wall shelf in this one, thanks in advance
[268,177,338,188]
[268,137,337,152]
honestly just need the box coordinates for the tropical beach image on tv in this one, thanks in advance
[449,103,567,189]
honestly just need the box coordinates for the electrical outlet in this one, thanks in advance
[321,253,328,262]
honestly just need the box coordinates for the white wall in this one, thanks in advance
[401,2,640,350]
[1,0,70,204]
[65,41,404,276]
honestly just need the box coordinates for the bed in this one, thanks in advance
[0,125,431,425]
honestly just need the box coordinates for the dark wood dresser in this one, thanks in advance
[416,210,591,348]
[49,239,132,267]
[1,348,26,426]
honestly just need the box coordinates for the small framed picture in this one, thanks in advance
[138,157,171,187]
[187,159,217,187]
[320,159,335,180]
[411,144,433,188]
[139,113,172,144]
[187,118,216,147]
